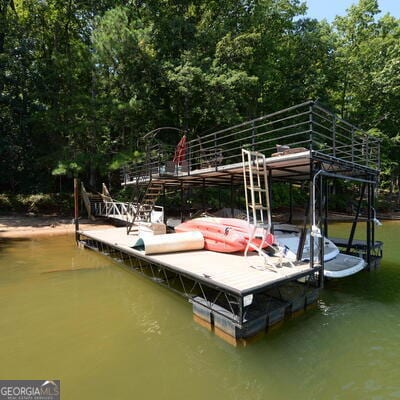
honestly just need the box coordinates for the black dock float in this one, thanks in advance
[191,281,319,340]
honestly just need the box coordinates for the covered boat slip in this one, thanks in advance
[78,101,381,340]
[78,227,318,296]
[118,100,381,269]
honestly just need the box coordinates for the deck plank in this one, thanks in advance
[79,227,315,294]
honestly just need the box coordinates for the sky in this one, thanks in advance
[304,0,400,22]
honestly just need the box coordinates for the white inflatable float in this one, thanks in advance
[132,231,204,255]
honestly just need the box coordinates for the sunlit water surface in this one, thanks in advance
[0,222,399,399]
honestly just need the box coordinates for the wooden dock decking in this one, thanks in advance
[79,227,316,295]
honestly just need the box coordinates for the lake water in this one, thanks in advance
[0,222,399,399]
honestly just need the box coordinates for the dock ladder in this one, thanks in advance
[242,149,290,268]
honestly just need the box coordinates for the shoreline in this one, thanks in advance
[1,210,399,240]
[0,214,115,239]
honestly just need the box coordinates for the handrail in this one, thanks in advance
[121,101,381,184]
[93,200,164,224]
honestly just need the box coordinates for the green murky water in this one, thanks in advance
[1,222,399,399]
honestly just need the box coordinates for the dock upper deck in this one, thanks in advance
[121,101,380,188]
[79,227,317,296]
[123,149,379,189]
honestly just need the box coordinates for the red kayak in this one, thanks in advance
[175,217,274,253]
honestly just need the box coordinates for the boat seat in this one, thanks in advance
[200,148,223,168]
[194,136,224,169]
[272,145,308,157]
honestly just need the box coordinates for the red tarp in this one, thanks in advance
[173,134,187,165]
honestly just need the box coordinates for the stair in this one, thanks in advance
[127,183,163,234]
[81,182,102,220]
[89,194,103,215]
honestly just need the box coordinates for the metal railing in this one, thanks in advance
[94,201,131,221]
[93,201,164,224]
[121,101,381,184]
[310,103,380,168]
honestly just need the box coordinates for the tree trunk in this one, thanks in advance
[89,164,97,188]
[389,172,394,195]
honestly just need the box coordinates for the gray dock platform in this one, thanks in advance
[79,227,315,295]
[78,227,321,341]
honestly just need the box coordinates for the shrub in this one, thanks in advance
[0,194,12,211]
[0,193,73,215]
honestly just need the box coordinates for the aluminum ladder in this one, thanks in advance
[241,149,292,268]
[241,149,272,256]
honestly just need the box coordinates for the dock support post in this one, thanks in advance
[309,163,314,269]
[366,181,372,266]
[238,296,244,328]
[297,195,309,261]
[323,179,328,238]
[74,178,80,242]
[230,175,234,217]
[318,169,324,288]
[347,183,366,253]
[288,183,293,224]
[371,181,376,254]
[268,169,273,223]
[162,184,166,223]
[180,182,184,222]
[202,178,206,212]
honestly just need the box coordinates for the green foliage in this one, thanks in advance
[15,194,57,213]
[0,0,399,208]
[329,193,352,213]
[108,151,143,171]
[0,193,73,214]
[52,161,83,177]
[271,184,308,209]
[376,197,394,213]
[0,194,13,211]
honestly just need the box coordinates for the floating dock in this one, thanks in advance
[77,101,382,342]
[78,227,320,340]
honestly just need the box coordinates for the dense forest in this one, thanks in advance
[0,0,399,203]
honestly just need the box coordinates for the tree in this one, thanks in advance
[1,0,398,205]
[332,0,400,195]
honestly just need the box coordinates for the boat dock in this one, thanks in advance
[77,100,382,342]
[78,227,320,340]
